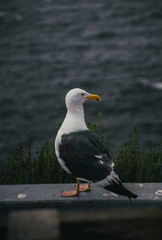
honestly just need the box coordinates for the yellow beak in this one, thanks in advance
[88,94,101,101]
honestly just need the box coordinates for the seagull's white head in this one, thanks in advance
[65,88,101,111]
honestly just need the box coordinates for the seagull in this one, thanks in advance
[55,88,137,200]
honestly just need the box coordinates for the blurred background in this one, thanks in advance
[0,0,162,159]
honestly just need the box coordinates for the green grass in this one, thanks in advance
[115,127,162,182]
[0,113,161,184]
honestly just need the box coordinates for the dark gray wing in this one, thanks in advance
[59,130,113,182]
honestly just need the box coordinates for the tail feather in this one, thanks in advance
[105,179,137,201]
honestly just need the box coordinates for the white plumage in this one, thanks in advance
[55,88,137,200]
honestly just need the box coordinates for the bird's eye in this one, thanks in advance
[81,93,85,96]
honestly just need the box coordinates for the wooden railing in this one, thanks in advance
[0,183,162,240]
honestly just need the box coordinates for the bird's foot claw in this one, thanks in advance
[61,190,79,197]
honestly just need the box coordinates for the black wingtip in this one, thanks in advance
[128,193,137,202]
[121,186,138,201]
[105,180,137,201]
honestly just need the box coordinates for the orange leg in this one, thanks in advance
[61,178,80,197]
[77,182,91,192]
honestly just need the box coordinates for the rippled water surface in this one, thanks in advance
[0,0,162,158]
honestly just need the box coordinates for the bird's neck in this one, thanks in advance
[62,105,88,134]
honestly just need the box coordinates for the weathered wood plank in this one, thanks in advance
[8,210,59,240]
[0,183,162,212]
[5,207,162,240]
[59,207,162,240]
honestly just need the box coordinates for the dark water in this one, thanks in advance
[0,0,162,159]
